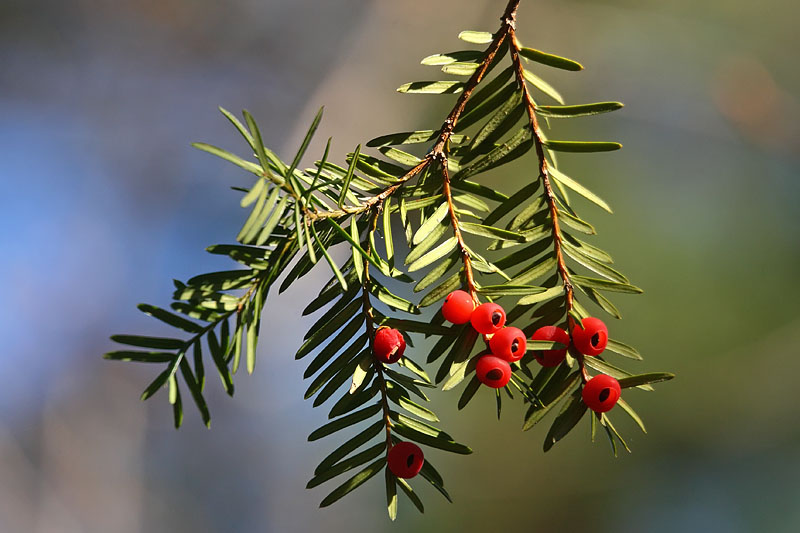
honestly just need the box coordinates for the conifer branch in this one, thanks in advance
[106,0,673,514]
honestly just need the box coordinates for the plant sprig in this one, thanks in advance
[105,0,673,519]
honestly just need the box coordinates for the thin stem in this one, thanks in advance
[306,159,430,221]
[505,15,587,382]
[439,155,478,302]
[423,1,524,303]
[359,204,394,453]
[236,281,259,314]
[506,29,573,310]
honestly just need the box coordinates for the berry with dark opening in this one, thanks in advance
[442,290,475,324]
[582,374,621,413]
[373,327,406,364]
[470,302,506,335]
[475,354,512,388]
[489,326,527,362]
[387,441,424,479]
[571,317,608,357]
[531,326,570,367]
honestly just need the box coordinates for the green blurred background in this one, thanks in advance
[1,0,798,531]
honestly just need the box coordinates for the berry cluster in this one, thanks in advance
[442,290,623,414]
[444,290,516,388]
[372,292,626,479]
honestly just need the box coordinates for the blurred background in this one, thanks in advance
[1,0,798,531]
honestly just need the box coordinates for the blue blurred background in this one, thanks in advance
[1,0,799,531]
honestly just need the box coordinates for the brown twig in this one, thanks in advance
[506,27,573,310]
[305,159,430,222]
[504,13,588,382]
[438,155,478,302]
[425,0,524,302]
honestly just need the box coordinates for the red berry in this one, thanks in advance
[531,326,570,367]
[582,374,621,413]
[470,302,506,335]
[373,327,406,364]
[387,441,424,479]
[442,290,475,324]
[475,354,511,388]
[489,326,527,362]
[571,317,608,357]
